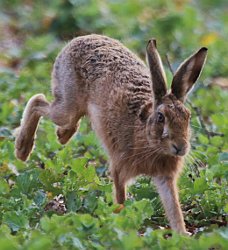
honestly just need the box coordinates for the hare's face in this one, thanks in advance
[145,39,207,156]
[146,94,191,157]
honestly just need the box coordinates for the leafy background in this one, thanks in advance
[0,0,227,249]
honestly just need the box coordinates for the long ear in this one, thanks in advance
[146,39,167,104]
[171,47,208,102]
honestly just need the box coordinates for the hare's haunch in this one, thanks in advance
[15,34,207,234]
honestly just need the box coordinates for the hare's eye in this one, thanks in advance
[157,112,165,123]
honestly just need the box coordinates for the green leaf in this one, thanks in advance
[210,136,223,147]
[39,168,62,194]
[25,231,53,250]
[79,214,96,230]
[3,211,29,232]
[199,230,228,249]
[193,177,208,194]
[122,231,143,250]
[15,169,40,195]
[71,158,88,173]
[0,178,9,194]
[83,191,98,213]
[59,233,85,250]
[219,152,228,162]
[0,238,19,250]
[0,127,12,139]
[198,134,209,145]
[34,190,46,206]
[66,191,82,212]
[224,203,228,213]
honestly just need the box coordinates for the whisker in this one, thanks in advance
[191,123,228,132]
[186,152,207,169]
[121,148,152,162]
[120,149,146,161]
[191,142,222,149]
[132,147,162,166]
[130,145,154,151]
[191,152,208,162]
[122,146,161,163]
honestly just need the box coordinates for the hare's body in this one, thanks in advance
[52,35,151,156]
[15,34,207,234]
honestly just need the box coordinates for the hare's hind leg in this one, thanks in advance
[153,176,187,234]
[50,60,84,145]
[15,93,82,161]
[56,114,81,145]
[56,125,79,145]
[15,95,79,161]
[49,101,82,145]
[15,94,50,161]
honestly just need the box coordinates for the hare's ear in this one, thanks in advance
[146,39,167,105]
[171,47,208,102]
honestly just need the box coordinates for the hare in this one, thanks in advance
[15,34,207,234]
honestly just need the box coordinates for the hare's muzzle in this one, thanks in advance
[170,142,189,156]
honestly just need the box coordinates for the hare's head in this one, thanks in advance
[143,39,207,157]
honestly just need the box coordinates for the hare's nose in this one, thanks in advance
[172,144,181,154]
[171,143,186,156]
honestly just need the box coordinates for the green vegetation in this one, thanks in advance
[0,0,227,249]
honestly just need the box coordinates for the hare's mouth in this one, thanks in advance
[169,143,189,157]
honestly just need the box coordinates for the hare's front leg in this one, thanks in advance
[153,176,187,234]
[112,169,126,204]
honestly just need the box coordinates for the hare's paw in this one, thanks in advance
[15,132,34,161]
[56,127,76,145]
[183,231,192,236]
[113,204,125,214]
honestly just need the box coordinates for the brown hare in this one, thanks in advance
[15,34,207,234]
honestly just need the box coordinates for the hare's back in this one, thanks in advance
[58,34,147,84]
[52,34,152,115]
[67,34,143,63]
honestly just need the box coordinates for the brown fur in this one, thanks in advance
[15,34,207,234]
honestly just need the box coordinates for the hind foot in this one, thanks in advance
[56,126,78,145]
[15,129,35,161]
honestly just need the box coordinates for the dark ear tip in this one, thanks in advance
[199,47,208,53]
[147,38,157,49]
